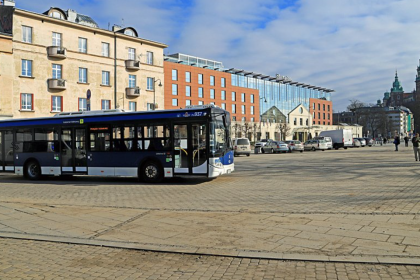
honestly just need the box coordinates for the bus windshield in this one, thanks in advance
[210,114,230,156]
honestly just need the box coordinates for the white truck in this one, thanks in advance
[318,129,353,150]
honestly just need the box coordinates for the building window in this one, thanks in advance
[22,26,32,43]
[306,119,308,125]
[21,60,32,77]
[210,89,215,99]
[146,51,153,65]
[328,114,330,120]
[318,112,321,119]
[52,64,62,79]
[313,112,315,118]
[102,71,110,86]
[241,93,245,102]
[172,69,178,81]
[251,117,255,122]
[172,99,178,106]
[241,105,246,114]
[242,117,246,122]
[147,103,154,111]
[251,94,254,104]
[318,104,320,110]
[186,86,191,97]
[251,106,254,115]
[79,68,88,83]
[323,113,325,119]
[313,103,315,110]
[221,103,226,110]
[102,42,110,57]
[328,105,330,111]
[232,92,236,101]
[52,32,62,47]
[147,77,154,90]
[78,98,87,111]
[198,101,204,105]
[210,76,215,86]
[323,104,325,111]
[294,118,297,125]
[78,37,87,53]
[232,116,236,121]
[51,96,62,112]
[101,99,111,110]
[221,78,226,88]
[185,72,191,83]
[300,118,303,125]
[129,101,137,111]
[172,84,178,95]
[21,93,33,111]
[232,104,236,113]
[198,87,203,98]
[186,100,191,106]
[323,121,325,125]
[128,47,136,60]
[129,75,136,88]
[221,90,226,100]
[198,74,203,84]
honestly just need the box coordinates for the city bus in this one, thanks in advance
[0,105,234,183]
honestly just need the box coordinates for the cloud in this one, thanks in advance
[18,0,420,111]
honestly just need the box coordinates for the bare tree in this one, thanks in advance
[242,122,252,140]
[276,122,291,141]
[347,99,366,112]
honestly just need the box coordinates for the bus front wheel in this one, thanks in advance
[140,161,163,183]
[24,160,41,180]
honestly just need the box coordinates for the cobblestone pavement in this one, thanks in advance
[1,144,420,278]
[2,238,420,280]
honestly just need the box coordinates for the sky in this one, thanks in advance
[17,0,420,112]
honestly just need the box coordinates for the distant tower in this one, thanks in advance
[390,71,404,106]
[1,0,15,6]
[416,59,420,101]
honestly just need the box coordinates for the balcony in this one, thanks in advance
[47,46,67,58]
[126,87,140,97]
[125,60,140,70]
[48,79,66,90]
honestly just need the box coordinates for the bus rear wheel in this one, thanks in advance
[140,161,163,183]
[24,160,41,180]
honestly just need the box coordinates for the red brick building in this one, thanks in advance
[310,98,333,125]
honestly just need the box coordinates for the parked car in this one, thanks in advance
[352,138,361,148]
[232,138,251,157]
[304,139,328,151]
[355,138,366,147]
[313,136,333,150]
[364,137,374,147]
[261,140,289,153]
[255,139,273,149]
[284,140,304,153]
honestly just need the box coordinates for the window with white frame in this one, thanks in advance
[251,106,254,115]
[251,117,255,122]
[21,93,33,111]
[22,26,32,43]
[241,93,245,102]
[232,104,236,113]
[210,76,215,86]
[128,48,136,60]
[232,91,236,101]
[221,90,226,100]
[129,75,136,88]
[147,103,154,111]
[198,74,203,84]
[21,60,32,77]
[101,99,111,110]
[147,77,154,90]
[172,84,178,95]
[51,96,62,112]
[52,64,62,79]
[172,69,178,81]
[221,103,226,110]
[78,98,87,111]
[52,32,62,47]
[198,87,203,98]
[186,100,191,106]
[102,42,110,57]
[221,77,226,88]
[146,51,153,65]
[78,37,87,53]
[251,94,254,103]
[241,105,246,114]
[185,72,191,82]
[102,71,110,86]
[210,89,215,99]
[198,101,204,105]
[79,68,87,83]
[186,86,191,97]
[129,101,137,111]
[172,99,178,106]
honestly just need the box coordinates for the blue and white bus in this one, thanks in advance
[0,105,234,182]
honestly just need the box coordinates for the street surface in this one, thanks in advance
[1,143,420,279]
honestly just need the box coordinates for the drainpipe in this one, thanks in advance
[114,33,117,109]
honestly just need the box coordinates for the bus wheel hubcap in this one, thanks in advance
[29,164,38,176]
[145,166,157,178]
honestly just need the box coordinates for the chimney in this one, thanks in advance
[67,9,77,22]
[2,0,15,6]
[112,25,122,32]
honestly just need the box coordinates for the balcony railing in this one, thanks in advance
[47,46,67,58]
[48,78,66,90]
[126,87,140,97]
[125,60,140,70]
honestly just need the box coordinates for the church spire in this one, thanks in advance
[391,70,403,93]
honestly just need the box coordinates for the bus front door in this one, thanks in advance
[173,123,207,175]
[61,128,87,174]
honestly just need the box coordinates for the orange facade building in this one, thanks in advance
[310,98,333,125]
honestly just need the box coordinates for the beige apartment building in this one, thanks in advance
[0,2,167,119]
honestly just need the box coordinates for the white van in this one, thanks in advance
[232,138,251,157]
[319,129,353,149]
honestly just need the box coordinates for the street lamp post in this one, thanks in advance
[153,78,162,110]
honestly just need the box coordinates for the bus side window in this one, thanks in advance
[16,129,33,153]
[137,126,144,150]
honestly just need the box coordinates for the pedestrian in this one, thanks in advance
[394,134,400,151]
[413,133,420,161]
[383,137,387,144]
[404,136,409,147]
